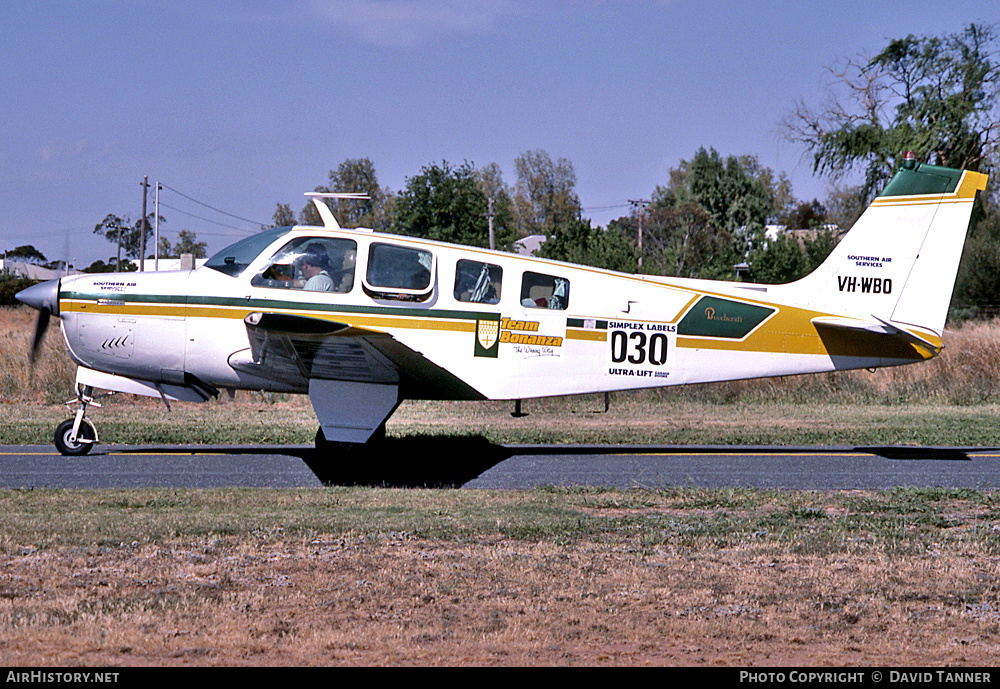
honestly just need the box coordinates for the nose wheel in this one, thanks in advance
[54,384,107,456]
[54,417,97,456]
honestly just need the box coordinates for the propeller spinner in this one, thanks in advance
[16,278,60,363]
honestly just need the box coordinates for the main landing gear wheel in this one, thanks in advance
[54,418,97,456]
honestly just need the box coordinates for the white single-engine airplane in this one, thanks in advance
[17,158,989,455]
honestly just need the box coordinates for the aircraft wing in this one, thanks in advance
[230,311,481,399]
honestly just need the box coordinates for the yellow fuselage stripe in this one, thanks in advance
[61,296,937,360]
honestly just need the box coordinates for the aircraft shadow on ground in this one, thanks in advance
[854,446,972,461]
[111,440,983,488]
[292,441,980,487]
[107,437,513,488]
[294,436,514,488]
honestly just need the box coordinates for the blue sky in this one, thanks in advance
[2,1,997,267]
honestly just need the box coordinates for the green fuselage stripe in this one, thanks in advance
[63,291,492,322]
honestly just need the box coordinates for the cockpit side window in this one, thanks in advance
[520,271,570,310]
[454,259,502,304]
[250,237,357,293]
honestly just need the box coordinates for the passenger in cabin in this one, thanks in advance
[331,246,356,293]
[455,260,501,304]
[520,272,569,309]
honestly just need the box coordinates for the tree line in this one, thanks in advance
[269,24,996,316]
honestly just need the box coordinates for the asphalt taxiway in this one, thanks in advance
[1,442,998,490]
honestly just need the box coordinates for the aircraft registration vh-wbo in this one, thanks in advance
[16,156,989,455]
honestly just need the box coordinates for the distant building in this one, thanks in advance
[514,235,546,256]
[139,254,207,271]
[756,224,846,250]
[785,224,846,243]
[1,256,207,277]
[0,259,81,280]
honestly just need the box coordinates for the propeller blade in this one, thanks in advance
[30,308,50,364]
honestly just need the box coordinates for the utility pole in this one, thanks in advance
[154,182,161,271]
[629,198,649,269]
[484,197,496,250]
[115,220,122,273]
[140,176,149,272]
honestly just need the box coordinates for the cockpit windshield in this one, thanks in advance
[204,226,292,277]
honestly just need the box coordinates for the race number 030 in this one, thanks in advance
[610,330,668,366]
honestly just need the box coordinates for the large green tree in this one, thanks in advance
[635,148,787,279]
[953,183,1000,318]
[2,245,47,265]
[474,162,517,249]
[783,23,999,199]
[538,218,639,273]
[158,229,208,258]
[744,200,841,284]
[512,150,583,238]
[658,149,785,232]
[268,203,297,229]
[392,161,516,250]
[93,213,158,263]
[746,233,806,284]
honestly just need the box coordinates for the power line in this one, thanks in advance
[583,202,631,213]
[155,201,257,236]
[158,183,266,228]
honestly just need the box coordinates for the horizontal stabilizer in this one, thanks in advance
[811,316,942,356]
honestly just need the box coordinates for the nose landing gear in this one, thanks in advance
[54,385,109,456]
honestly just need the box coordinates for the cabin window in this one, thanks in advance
[367,243,433,290]
[364,242,435,300]
[520,271,570,310]
[250,237,357,293]
[454,259,502,304]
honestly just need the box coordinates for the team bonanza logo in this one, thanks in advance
[475,316,500,357]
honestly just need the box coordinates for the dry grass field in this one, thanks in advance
[0,488,998,667]
[2,306,1000,666]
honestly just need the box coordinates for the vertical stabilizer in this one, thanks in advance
[787,161,987,336]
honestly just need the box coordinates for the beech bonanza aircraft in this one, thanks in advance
[17,158,989,455]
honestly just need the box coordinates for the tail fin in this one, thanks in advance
[789,161,988,337]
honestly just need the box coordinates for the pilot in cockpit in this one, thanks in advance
[295,245,335,292]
